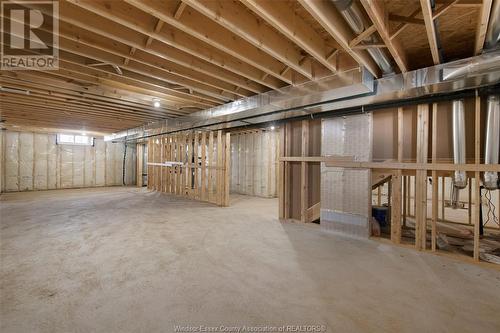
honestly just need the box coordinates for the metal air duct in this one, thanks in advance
[452,99,468,189]
[484,0,500,50]
[332,0,394,75]
[483,95,500,190]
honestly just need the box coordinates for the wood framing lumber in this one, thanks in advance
[360,0,408,72]
[420,0,441,65]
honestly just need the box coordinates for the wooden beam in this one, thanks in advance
[391,171,402,243]
[300,120,309,222]
[174,2,187,20]
[224,133,231,207]
[420,0,441,65]
[391,107,404,244]
[474,0,493,55]
[441,176,446,220]
[63,0,283,90]
[55,57,219,107]
[474,95,481,261]
[0,78,183,119]
[51,36,236,102]
[200,132,207,201]
[280,157,500,173]
[349,25,377,48]
[124,0,305,82]
[0,70,193,115]
[398,107,404,162]
[278,127,285,219]
[241,0,337,74]
[431,103,438,251]
[390,7,422,40]
[298,0,381,77]
[352,44,387,50]
[389,13,425,25]
[361,0,408,72]
[433,0,460,19]
[6,37,223,108]
[415,104,429,250]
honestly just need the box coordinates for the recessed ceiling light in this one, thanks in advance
[270,126,275,130]
[153,100,160,108]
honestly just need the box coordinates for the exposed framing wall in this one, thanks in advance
[146,130,230,207]
[279,95,500,263]
[1,130,135,192]
[278,118,321,222]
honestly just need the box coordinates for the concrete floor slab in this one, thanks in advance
[1,187,500,333]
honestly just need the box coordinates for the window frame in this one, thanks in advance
[56,134,95,146]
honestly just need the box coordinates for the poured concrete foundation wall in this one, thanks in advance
[321,113,372,237]
[1,131,135,193]
[230,130,278,198]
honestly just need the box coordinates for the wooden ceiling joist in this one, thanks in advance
[1,73,190,117]
[1,94,164,123]
[0,113,138,133]
[52,10,267,95]
[0,101,151,127]
[433,0,460,19]
[57,23,253,98]
[125,0,304,84]
[389,14,425,25]
[239,0,338,74]
[474,0,493,55]
[298,0,381,77]
[420,0,441,64]
[55,54,220,108]
[8,25,235,103]
[174,2,187,20]
[390,7,422,40]
[0,82,181,119]
[62,1,283,90]
[349,25,377,48]
[360,0,408,73]
[1,45,220,110]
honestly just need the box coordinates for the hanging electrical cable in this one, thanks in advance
[482,190,499,227]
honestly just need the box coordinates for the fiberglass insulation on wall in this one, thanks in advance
[230,130,278,198]
[1,131,136,192]
[321,113,373,238]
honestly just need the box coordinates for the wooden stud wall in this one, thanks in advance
[147,130,230,207]
[279,96,498,263]
[278,119,321,222]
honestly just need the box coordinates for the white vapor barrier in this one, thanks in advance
[0,131,136,193]
[230,130,278,198]
[321,113,373,238]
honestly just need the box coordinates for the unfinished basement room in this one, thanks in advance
[1,0,500,332]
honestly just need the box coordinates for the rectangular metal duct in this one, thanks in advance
[109,51,500,142]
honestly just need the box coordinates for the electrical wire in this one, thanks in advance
[482,189,499,227]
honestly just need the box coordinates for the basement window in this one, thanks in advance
[57,134,94,146]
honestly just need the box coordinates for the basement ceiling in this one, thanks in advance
[0,0,490,134]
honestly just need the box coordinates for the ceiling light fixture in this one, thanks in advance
[153,100,161,108]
